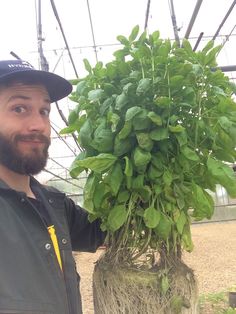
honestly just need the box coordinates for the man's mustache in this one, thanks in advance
[14,134,51,146]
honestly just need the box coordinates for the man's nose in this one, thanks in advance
[27,113,48,132]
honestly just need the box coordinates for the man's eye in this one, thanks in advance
[41,108,50,117]
[13,106,27,113]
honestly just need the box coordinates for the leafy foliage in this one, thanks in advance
[63,25,236,260]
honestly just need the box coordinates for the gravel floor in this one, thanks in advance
[74,221,236,314]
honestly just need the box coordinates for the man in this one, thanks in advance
[0,59,105,314]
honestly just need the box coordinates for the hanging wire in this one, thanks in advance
[144,0,151,31]
[52,48,66,73]
[43,168,84,189]
[36,0,49,71]
[48,157,84,184]
[168,0,180,47]
[50,124,78,156]
[49,157,71,173]
[28,32,236,56]
[86,0,98,62]
[50,0,79,77]
[212,0,236,41]
[35,0,81,153]
[47,0,82,151]
[221,24,236,50]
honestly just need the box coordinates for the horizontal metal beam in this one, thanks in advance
[217,65,236,72]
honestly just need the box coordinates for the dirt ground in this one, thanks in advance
[74,221,236,314]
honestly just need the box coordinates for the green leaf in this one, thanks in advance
[60,125,77,135]
[158,40,171,58]
[83,58,92,74]
[181,146,199,161]
[107,205,127,231]
[154,96,171,107]
[75,153,117,174]
[103,83,117,96]
[118,121,132,139]
[133,147,152,168]
[218,116,232,132]
[123,82,136,96]
[204,45,222,66]
[147,164,163,181]
[169,125,185,133]
[83,173,98,213]
[129,25,139,42]
[138,186,152,202]
[132,174,144,190]
[155,214,172,240]
[124,156,133,177]
[213,149,235,163]
[151,153,165,170]
[182,224,194,252]
[154,184,162,196]
[207,157,236,197]
[117,35,130,46]
[91,124,114,152]
[125,106,143,121]
[169,75,184,89]
[79,119,93,148]
[175,131,187,146]
[100,97,115,115]
[115,93,129,111]
[114,136,132,156]
[136,132,153,151]
[176,211,187,234]
[163,170,173,186]
[107,112,120,132]
[88,89,104,102]
[202,40,214,54]
[69,151,87,178]
[191,184,214,220]
[136,78,151,96]
[164,186,176,204]
[105,162,123,196]
[93,182,109,209]
[143,206,161,228]
[117,190,130,203]
[132,110,150,130]
[70,78,80,85]
[150,128,169,141]
[68,110,78,125]
[182,39,194,57]
[147,112,162,126]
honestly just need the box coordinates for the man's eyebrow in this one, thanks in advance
[7,95,51,104]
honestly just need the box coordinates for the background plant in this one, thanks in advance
[62,25,236,266]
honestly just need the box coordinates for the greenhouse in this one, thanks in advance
[1,1,236,313]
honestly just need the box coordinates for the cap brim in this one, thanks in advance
[0,70,72,102]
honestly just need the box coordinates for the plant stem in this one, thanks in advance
[140,59,145,78]
[131,228,152,261]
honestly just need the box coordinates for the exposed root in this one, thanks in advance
[93,256,199,314]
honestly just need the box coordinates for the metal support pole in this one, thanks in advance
[184,0,203,39]
[168,0,180,47]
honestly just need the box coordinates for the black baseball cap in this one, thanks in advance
[0,60,72,102]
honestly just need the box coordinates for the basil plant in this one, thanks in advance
[62,25,236,263]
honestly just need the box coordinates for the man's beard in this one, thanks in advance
[0,132,50,175]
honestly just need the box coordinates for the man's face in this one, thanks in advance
[0,83,51,175]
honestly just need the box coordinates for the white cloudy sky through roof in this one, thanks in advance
[0,0,235,186]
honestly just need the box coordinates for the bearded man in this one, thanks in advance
[0,59,105,314]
